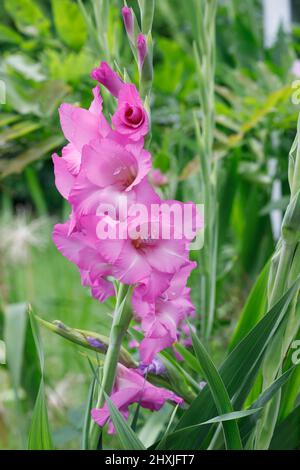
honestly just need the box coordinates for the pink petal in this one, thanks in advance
[113,240,152,284]
[59,103,99,151]
[82,139,138,189]
[61,143,81,176]
[91,62,124,98]
[145,239,188,274]
[52,221,82,265]
[52,154,75,200]
[89,86,111,137]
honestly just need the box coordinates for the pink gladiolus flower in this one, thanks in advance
[122,6,134,39]
[52,218,115,302]
[69,138,153,218]
[133,262,196,364]
[52,62,200,377]
[91,62,124,98]
[91,62,149,141]
[150,169,168,187]
[97,206,190,286]
[292,59,300,77]
[137,33,147,71]
[53,86,110,200]
[91,364,183,433]
[112,83,149,141]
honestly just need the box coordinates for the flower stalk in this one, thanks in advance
[192,0,217,338]
[35,315,137,369]
[89,283,132,449]
[254,115,300,449]
[122,1,154,100]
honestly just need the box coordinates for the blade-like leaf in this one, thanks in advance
[29,307,44,372]
[239,367,295,445]
[174,343,203,374]
[191,330,242,450]
[200,409,262,425]
[81,375,97,450]
[270,403,300,450]
[229,260,270,351]
[28,381,54,450]
[105,393,146,450]
[162,278,300,449]
[156,404,180,450]
[4,303,28,394]
[27,308,53,450]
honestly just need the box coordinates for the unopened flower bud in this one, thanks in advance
[122,6,134,39]
[282,189,300,244]
[91,62,123,98]
[137,33,147,71]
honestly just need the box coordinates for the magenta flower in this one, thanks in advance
[53,86,110,200]
[91,62,124,98]
[112,83,149,141]
[122,6,134,39]
[68,138,153,218]
[52,218,115,302]
[137,33,147,71]
[292,59,300,78]
[91,62,149,141]
[133,262,196,364]
[150,168,169,187]
[97,205,190,286]
[91,364,183,433]
[52,63,200,397]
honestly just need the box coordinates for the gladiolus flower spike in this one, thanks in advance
[52,62,201,431]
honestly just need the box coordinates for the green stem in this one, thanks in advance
[269,242,295,308]
[89,283,132,449]
[192,0,217,339]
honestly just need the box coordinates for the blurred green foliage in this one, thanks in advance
[1,0,300,450]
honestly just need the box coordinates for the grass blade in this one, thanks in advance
[4,303,28,394]
[229,260,270,351]
[81,375,97,450]
[162,278,300,449]
[28,381,54,450]
[27,308,53,450]
[190,329,242,450]
[104,393,146,450]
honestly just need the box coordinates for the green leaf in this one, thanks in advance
[0,24,22,44]
[156,404,180,450]
[4,303,28,394]
[81,375,97,450]
[174,343,203,375]
[239,367,295,446]
[270,404,300,450]
[0,135,64,179]
[162,278,300,450]
[0,121,41,146]
[0,113,20,127]
[52,0,87,50]
[27,308,53,450]
[28,381,54,450]
[229,260,270,351]
[105,393,146,450]
[5,54,46,82]
[4,0,50,37]
[191,330,242,450]
[28,307,44,372]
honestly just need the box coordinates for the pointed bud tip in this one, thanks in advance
[122,6,134,38]
[137,34,147,69]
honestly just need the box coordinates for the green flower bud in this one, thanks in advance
[36,316,137,368]
[282,189,300,245]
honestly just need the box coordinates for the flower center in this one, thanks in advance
[113,164,137,190]
[124,105,143,126]
[131,236,156,251]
